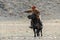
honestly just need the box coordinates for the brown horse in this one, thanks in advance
[27,14,43,37]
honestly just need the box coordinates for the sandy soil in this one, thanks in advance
[0,20,60,40]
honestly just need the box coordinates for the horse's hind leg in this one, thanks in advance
[37,29,40,37]
[41,29,43,36]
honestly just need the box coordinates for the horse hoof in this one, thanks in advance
[41,35,43,37]
[34,35,36,37]
[37,34,40,37]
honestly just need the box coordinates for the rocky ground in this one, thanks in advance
[0,0,60,20]
[0,0,60,40]
[0,19,60,40]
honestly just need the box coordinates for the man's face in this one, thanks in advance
[32,8,36,11]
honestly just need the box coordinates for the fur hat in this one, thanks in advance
[32,6,36,9]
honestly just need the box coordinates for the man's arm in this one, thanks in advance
[24,10,32,13]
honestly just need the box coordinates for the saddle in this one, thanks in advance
[29,23,42,30]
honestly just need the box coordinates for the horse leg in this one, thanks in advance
[37,29,40,37]
[33,28,36,37]
[41,29,43,36]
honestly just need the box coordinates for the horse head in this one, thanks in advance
[27,14,36,19]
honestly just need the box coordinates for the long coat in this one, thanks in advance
[24,9,43,28]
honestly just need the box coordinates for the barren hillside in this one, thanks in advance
[0,0,60,20]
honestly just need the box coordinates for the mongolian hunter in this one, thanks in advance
[24,6,43,28]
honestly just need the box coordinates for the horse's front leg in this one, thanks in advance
[33,29,36,37]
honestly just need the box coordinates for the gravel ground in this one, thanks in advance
[0,20,60,40]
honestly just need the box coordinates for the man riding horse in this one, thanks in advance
[24,6,43,28]
[24,6,43,37]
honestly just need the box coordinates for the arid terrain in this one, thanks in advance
[0,0,60,40]
[0,19,60,40]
